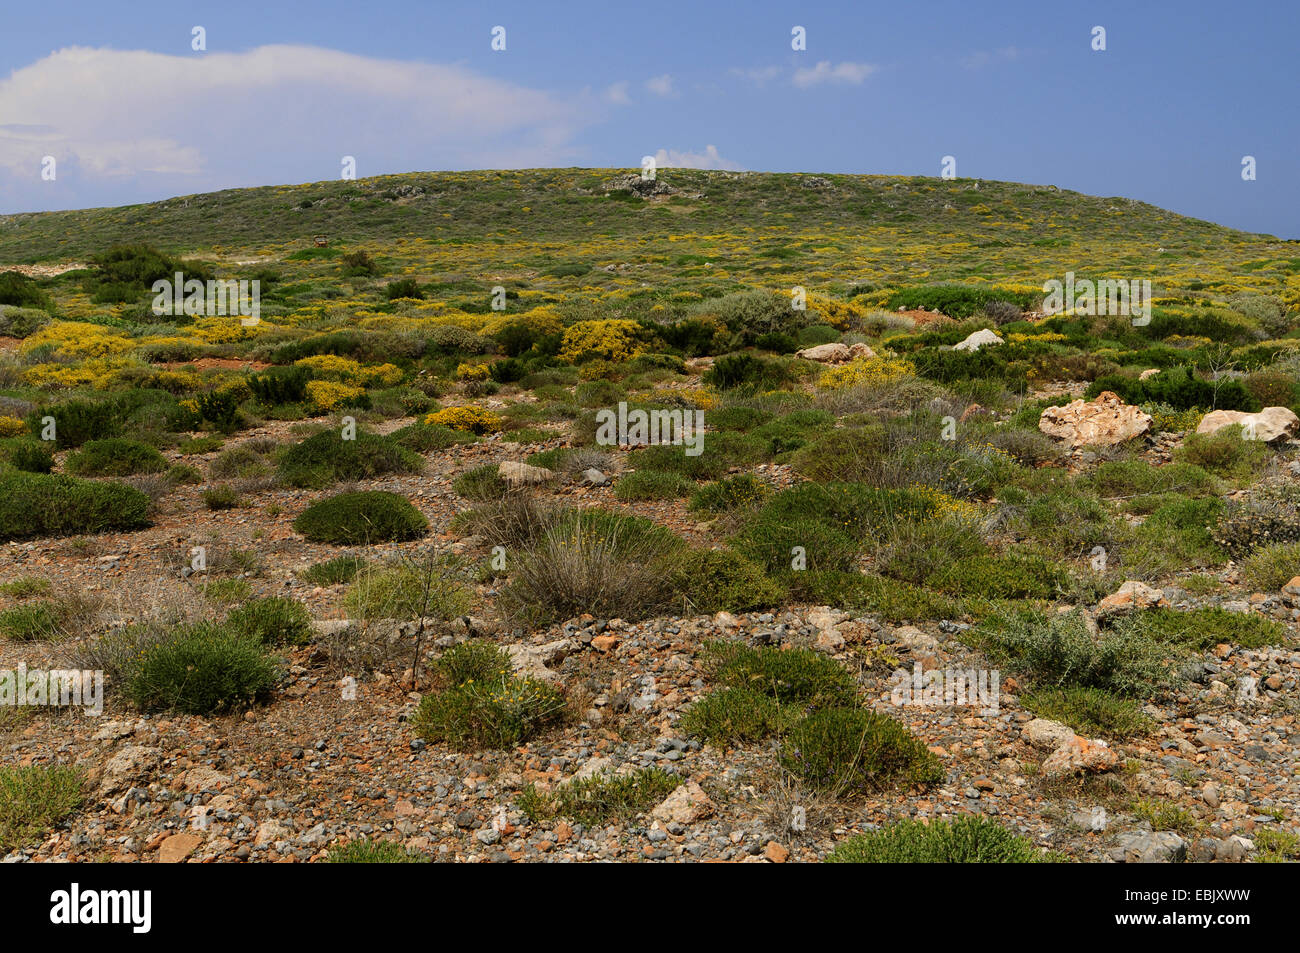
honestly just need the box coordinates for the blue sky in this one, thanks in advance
[1,0,1296,236]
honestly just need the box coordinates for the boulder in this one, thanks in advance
[1096,580,1166,616]
[1196,406,1299,443]
[1042,735,1119,777]
[952,328,1003,352]
[649,780,715,824]
[1022,718,1075,751]
[1038,391,1152,446]
[498,461,554,486]
[795,342,876,363]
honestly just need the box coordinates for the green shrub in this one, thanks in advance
[702,642,857,709]
[452,464,509,501]
[124,623,278,714]
[3,439,54,474]
[411,674,564,750]
[681,686,785,747]
[688,474,770,514]
[1087,366,1257,412]
[248,365,312,405]
[1241,542,1300,592]
[227,597,312,646]
[65,438,167,477]
[299,555,367,586]
[1172,427,1270,482]
[670,548,785,613]
[826,817,1046,863]
[202,485,242,510]
[972,610,1174,699]
[0,766,83,852]
[391,421,475,452]
[328,839,428,863]
[1083,460,1219,498]
[615,469,693,500]
[0,471,150,541]
[780,708,944,795]
[547,768,681,824]
[433,642,512,687]
[293,491,429,544]
[1021,685,1152,740]
[343,559,471,621]
[929,553,1067,599]
[704,353,792,390]
[384,277,424,300]
[277,429,423,489]
[886,283,1031,319]
[0,602,62,641]
[1127,606,1284,650]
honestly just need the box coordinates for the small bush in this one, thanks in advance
[670,548,785,613]
[227,597,312,646]
[0,471,150,541]
[328,839,428,863]
[125,623,278,714]
[3,439,55,474]
[1241,542,1300,592]
[688,474,770,514]
[344,560,471,622]
[391,421,475,452]
[1021,686,1152,740]
[299,555,367,586]
[277,429,423,489]
[780,708,944,795]
[452,464,509,501]
[411,673,564,750]
[702,642,857,709]
[293,491,429,544]
[65,438,167,477]
[1173,427,1270,483]
[202,485,242,510]
[1212,486,1300,557]
[542,768,681,825]
[0,766,83,853]
[682,686,785,747]
[704,353,792,391]
[0,602,63,641]
[424,406,503,434]
[826,817,1046,863]
[1128,606,1284,650]
[615,469,693,500]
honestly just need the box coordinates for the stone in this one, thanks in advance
[649,781,715,824]
[1114,832,1186,864]
[99,746,161,795]
[1138,368,1161,380]
[157,833,202,863]
[952,328,1004,352]
[578,468,610,487]
[1196,406,1299,443]
[179,766,233,792]
[1042,736,1119,777]
[764,841,790,863]
[1022,718,1075,750]
[1038,391,1152,446]
[497,461,554,486]
[794,342,875,363]
[505,638,575,685]
[1096,580,1166,615]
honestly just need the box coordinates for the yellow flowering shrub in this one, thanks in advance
[0,415,27,437]
[456,363,491,382]
[23,357,137,389]
[22,321,133,358]
[305,380,367,413]
[192,317,263,344]
[805,293,866,330]
[1007,332,1067,344]
[559,319,644,364]
[359,363,403,387]
[479,304,565,339]
[425,406,503,434]
[818,356,916,389]
[296,354,363,379]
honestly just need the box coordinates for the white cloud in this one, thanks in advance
[604,81,631,105]
[729,65,784,87]
[0,45,598,208]
[961,46,1021,69]
[654,145,744,171]
[645,74,675,97]
[791,60,878,88]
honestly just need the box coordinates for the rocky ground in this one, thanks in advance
[2,417,1297,864]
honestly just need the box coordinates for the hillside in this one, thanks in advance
[0,168,1298,866]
